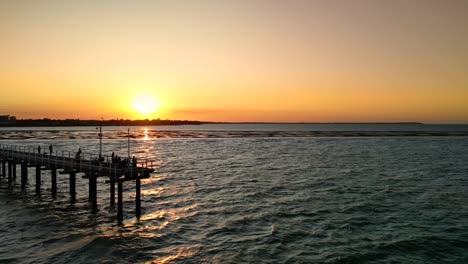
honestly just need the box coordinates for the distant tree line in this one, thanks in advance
[0,115,16,124]
[0,118,211,127]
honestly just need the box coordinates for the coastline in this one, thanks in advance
[0,119,434,128]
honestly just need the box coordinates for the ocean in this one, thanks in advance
[1,124,468,263]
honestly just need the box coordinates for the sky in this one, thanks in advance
[0,0,467,123]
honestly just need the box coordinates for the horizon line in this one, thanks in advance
[3,115,468,125]
[3,118,468,126]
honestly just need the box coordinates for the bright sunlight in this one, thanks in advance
[131,94,161,117]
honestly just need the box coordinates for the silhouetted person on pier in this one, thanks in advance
[115,156,123,166]
[75,148,82,160]
[37,146,41,154]
[111,152,115,163]
[49,145,53,155]
[132,156,137,167]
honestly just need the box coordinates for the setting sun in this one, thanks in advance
[131,94,161,117]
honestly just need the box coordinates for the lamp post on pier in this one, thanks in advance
[98,126,103,159]
[97,117,103,160]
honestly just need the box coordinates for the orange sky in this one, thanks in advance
[1,0,467,123]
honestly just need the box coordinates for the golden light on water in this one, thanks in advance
[147,247,197,264]
[143,129,150,141]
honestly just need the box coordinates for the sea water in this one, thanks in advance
[0,125,468,263]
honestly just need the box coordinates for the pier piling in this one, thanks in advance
[1,160,5,177]
[110,173,115,208]
[136,177,141,218]
[88,173,92,201]
[8,161,12,183]
[70,171,76,203]
[89,172,97,213]
[51,167,57,198]
[21,162,27,189]
[12,161,16,179]
[35,165,41,194]
[118,179,123,224]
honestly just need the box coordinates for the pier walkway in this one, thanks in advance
[0,143,155,224]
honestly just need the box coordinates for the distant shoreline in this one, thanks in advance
[214,122,425,125]
[0,118,432,127]
[0,119,207,127]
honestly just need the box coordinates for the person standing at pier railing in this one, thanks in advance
[37,145,41,154]
[49,145,53,155]
[75,148,82,160]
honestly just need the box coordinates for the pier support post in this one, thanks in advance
[35,165,41,194]
[21,162,27,189]
[51,167,57,198]
[70,171,76,203]
[136,177,141,218]
[12,161,16,179]
[1,160,5,177]
[117,179,123,224]
[110,173,115,208]
[88,173,92,201]
[89,173,97,213]
[8,161,12,183]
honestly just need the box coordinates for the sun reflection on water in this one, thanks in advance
[141,187,164,197]
[139,205,199,227]
[99,204,197,240]
[146,246,197,264]
[143,129,150,141]
[136,221,170,238]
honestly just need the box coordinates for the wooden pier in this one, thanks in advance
[0,144,155,224]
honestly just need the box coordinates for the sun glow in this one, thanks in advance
[131,94,161,117]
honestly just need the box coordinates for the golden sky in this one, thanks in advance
[1,0,467,123]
